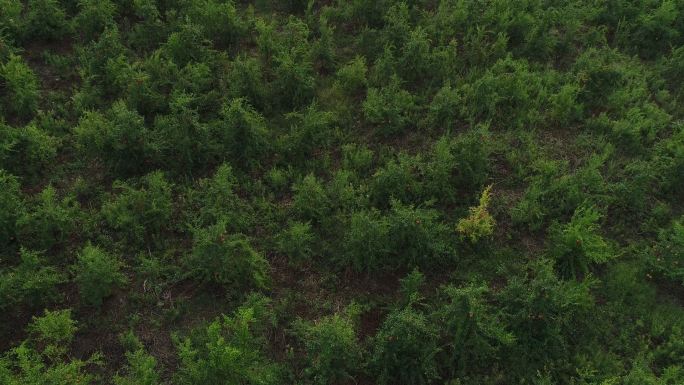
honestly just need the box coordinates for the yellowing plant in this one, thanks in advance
[457,185,495,243]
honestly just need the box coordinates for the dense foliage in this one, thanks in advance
[1,0,684,383]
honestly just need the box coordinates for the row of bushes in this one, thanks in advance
[4,256,683,385]
[3,0,678,144]
[1,119,681,291]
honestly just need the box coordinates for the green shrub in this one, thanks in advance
[456,185,495,243]
[1,121,59,179]
[257,16,314,99]
[0,54,39,119]
[0,170,23,251]
[73,0,116,41]
[496,259,596,378]
[174,295,280,385]
[386,200,452,269]
[431,40,461,83]
[449,127,492,191]
[649,219,684,286]
[12,124,58,177]
[614,0,680,60]
[151,92,212,175]
[422,129,492,204]
[342,143,374,177]
[1,342,96,384]
[382,3,411,49]
[607,104,671,153]
[363,75,416,137]
[28,308,81,360]
[293,307,362,385]
[132,0,160,22]
[74,100,151,176]
[73,244,126,306]
[29,309,77,347]
[254,18,278,60]
[0,0,22,41]
[371,304,440,385]
[602,262,656,317]
[292,174,330,223]
[420,136,458,204]
[424,82,462,132]
[620,359,663,385]
[548,82,583,126]
[0,309,97,384]
[369,44,398,85]
[187,221,269,291]
[163,22,210,67]
[16,186,78,251]
[225,55,267,110]
[572,48,639,112]
[214,98,269,169]
[277,221,315,265]
[653,326,684,380]
[342,209,390,271]
[126,0,165,51]
[548,205,612,279]
[265,167,291,195]
[433,283,514,378]
[661,46,684,112]
[397,27,433,83]
[113,332,160,385]
[175,58,220,113]
[0,342,95,384]
[460,55,544,129]
[102,171,173,244]
[186,0,246,49]
[0,248,64,310]
[307,15,338,71]
[184,163,249,230]
[649,124,684,196]
[272,52,316,110]
[335,56,368,96]
[326,170,363,213]
[23,0,70,41]
[511,153,609,230]
[328,0,388,28]
[76,26,130,104]
[370,153,420,207]
[281,104,335,166]
[123,52,175,118]
[398,269,425,305]
[342,201,451,271]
